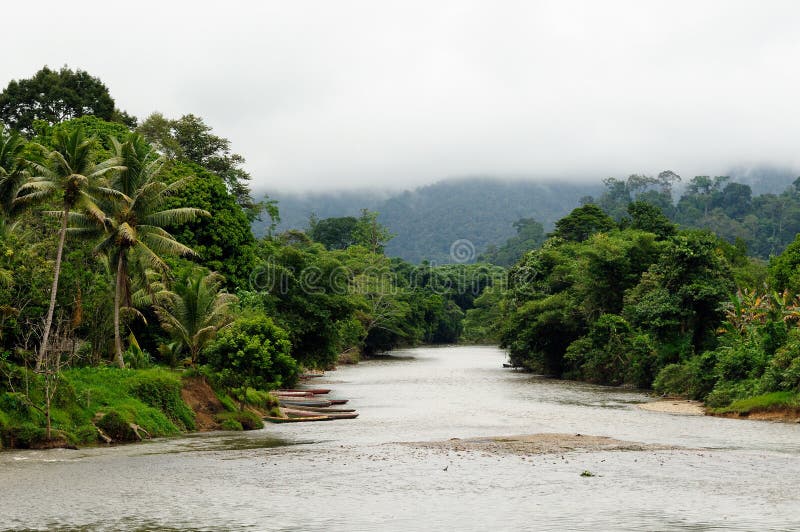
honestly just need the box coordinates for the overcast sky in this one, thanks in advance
[3,1,800,192]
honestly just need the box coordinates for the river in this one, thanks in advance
[1,346,798,531]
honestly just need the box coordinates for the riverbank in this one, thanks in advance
[637,399,705,415]
[404,433,677,456]
[708,391,800,424]
[637,394,800,423]
[0,367,276,450]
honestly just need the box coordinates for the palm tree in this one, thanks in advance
[91,134,208,367]
[0,126,32,227]
[155,268,238,365]
[23,128,123,369]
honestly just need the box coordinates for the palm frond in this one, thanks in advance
[141,208,208,227]
[141,232,197,257]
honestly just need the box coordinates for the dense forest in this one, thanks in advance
[256,179,603,263]
[1,65,798,449]
[0,67,500,448]
[258,168,798,265]
[466,201,800,415]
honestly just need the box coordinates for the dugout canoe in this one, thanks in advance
[279,399,333,408]
[282,407,358,420]
[278,388,331,395]
[284,406,356,414]
[264,415,331,423]
[275,391,315,397]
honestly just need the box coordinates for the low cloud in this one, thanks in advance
[3,1,800,191]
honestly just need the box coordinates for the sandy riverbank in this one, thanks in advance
[637,399,706,416]
[402,433,677,456]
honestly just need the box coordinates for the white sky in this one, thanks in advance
[3,1,800,191]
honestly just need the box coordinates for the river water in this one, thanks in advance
[1,346,798,531]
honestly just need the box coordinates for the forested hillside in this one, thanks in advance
[256,179,602,263]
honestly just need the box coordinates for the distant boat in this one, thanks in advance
[328,399,349,405]
[279,388,331,395]
[275,391,315,397]
[300,372,325,379]
[279,399,333,407]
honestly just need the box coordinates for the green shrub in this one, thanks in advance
[1,422,47,448]
[96,410,137,442]
[220,418,243,431]
[215,410,263,431]
[73,424,100,444]
[653,363,694,396]
[653,351,720,400]
[761,332,800,392]
[215,391,238,412]
[714,341,768,382]
[123,341,153,370]
[129,374,195,431]
[244,388,279,409]
[205,314,299,395]
[714,391,799,414]
[236,410,264,430]
[705,379,759,409]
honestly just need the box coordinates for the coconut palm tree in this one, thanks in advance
[0,126,34,227]
[90,134,208,367]
[155,268,238,365]
[23,128,123,369]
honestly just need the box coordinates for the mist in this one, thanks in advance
[3,1,800,191]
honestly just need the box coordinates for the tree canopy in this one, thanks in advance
[0,66,134,134]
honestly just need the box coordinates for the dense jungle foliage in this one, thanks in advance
[468,199,800,412]
[1,65,798,448]
[0,67,501,447]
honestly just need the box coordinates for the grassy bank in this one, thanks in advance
[0,366,275,450]
[710,391,800,422]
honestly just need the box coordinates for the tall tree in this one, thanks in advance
[91,134,208,367]
[353,209,394,254]
[308,215,359,250]
[551,204,616,242]
[23,127,122,368]
[137,113,258,217]
[0,66,133,134]
[0,126,31,224]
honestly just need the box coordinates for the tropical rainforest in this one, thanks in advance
[1,65,799,449]
[0,67,500,448]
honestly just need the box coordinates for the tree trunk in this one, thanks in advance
[113,253,126,368]
[37,205,70,370]
[45,393,51,441]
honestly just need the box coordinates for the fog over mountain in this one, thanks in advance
[4,1,800,192]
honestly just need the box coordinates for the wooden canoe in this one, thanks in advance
[328,399,349,405]
[264,415,330,423]
[275,391,315,397]
[282,408,358,420]
[290,406,356,413]
[279,399,332,407]
[280,407,327,417]
[278,388,331,395]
